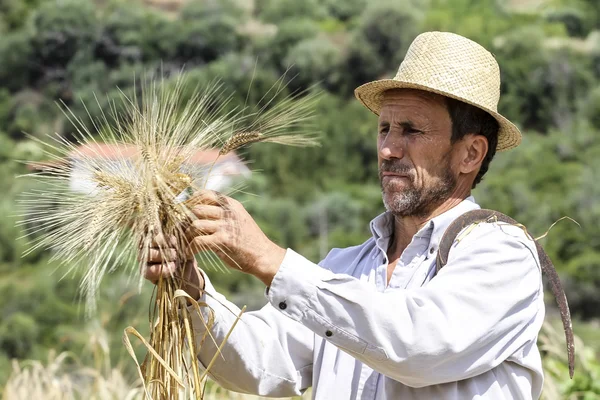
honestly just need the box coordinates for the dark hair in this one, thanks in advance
[445,98,499,189]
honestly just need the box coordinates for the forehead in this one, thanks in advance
[378,89,449,123]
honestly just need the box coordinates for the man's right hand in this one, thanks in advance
[142,234,205,301]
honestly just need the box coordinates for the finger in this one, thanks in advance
[144,262,178,283]
[191,204,225,220]
[146,248,177,263]
[189,234,225,255]
[186,190,228,207]
[151,233,177,249]
[185,219,220,240]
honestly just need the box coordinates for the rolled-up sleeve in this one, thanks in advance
[267,222,544,388]
[188,273,314,396]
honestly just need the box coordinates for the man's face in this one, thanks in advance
[378,89,458,218]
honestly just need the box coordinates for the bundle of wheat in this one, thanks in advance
[18,75,319,399]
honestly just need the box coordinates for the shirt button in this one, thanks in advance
[278,301,287,310]
[325,330,333,337]
[429,247,435,254]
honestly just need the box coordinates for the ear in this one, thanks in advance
[458,134,488,175]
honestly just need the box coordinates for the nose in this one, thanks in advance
[379,134,404,160]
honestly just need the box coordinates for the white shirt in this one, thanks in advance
[190,197,545,399]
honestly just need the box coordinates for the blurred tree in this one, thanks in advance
[494,27,550,132]
[495,26,596,132]
[581,85,600,130]
[355,0,423,73]
[424,0,515,49]
[257,0,328,24]
[181,0,248,20]
[0,0,44,31]
[305,191,363,238]
[178,54,286,114]
[561,0,600,33]
[284,36,343,92]
[0,31,34,91]
[258,18,320,74]
[544,6,589,37]
[0,312,38,358]
[175,0,247,65]
[338,34,385,96]
[95,5,178,66]
[30,0,98,76]
[322,0,366,22]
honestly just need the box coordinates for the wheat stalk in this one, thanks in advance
[18,74,319,399]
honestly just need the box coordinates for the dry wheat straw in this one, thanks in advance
[18,74,319,399]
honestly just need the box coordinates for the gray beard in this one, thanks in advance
[380,158,456,218]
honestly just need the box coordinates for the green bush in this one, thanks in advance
[0,313,39,358]
[96,6,177,65]
[582,86,600,130]
[30,0,98,69]
[284,36,343,92]
[257,0,328,24]
[0,31,34,91]
[356,0,423,73]
[259,18,320,74]
[322,0,366,22]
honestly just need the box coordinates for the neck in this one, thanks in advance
[389,184,472,258]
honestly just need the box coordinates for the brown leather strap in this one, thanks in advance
[435,209,575,378]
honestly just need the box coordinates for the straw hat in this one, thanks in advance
[354,31,521,151]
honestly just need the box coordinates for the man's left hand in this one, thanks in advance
[184,190,285,286]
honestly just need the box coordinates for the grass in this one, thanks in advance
[2,348,309,400]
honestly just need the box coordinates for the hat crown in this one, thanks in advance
[395,31,501,112]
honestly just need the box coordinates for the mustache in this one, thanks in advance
[379,160,414,178]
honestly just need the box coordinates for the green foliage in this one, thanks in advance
[30,0,98,69]
[582,85,600,130]
[337,33,386,96]
[96,5,178,65]
[0,31,34,91]
[0,313,39,358]
[493,26,595,132]
[540,320,600,399]
[177,54,286,113]
[544,6,589,37]
[257,0,328,24]
[356,0,424,73]
[424,0,515,48]
[1,0,600,394]
[259,18,320,73]
[322,0,366,22]
[175,0,247,64]
[284,36,343,92]
[0,0,44,31]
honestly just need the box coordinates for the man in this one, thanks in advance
[145,32,545,399]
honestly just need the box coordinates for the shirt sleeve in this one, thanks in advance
[188,272,314,396]
[267,222,545,388]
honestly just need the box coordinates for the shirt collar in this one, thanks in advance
[369,196,481,249]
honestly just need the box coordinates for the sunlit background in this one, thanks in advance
[1,0,599,398]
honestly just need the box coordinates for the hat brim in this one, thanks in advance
[354,79,522,152]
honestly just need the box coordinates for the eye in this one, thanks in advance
[405,128,422,135]
[378,126,389,135]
